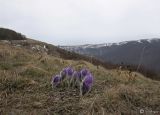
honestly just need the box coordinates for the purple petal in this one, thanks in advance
[72,71,78,77]
[80,68,89,77]
[52,75,61,85]
[66,67,74,76]
[60,68,67,76]
[82,73,93,94]
[84,73,93,86]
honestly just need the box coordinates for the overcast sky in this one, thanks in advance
[0,0,160,45]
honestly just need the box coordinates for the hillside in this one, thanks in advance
[61,39,160,80]
[0,28,26,40]
[0,28,117,71]
[0,40,160,114]
[1,28,159,80]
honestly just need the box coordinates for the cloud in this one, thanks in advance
[0,0,160,45]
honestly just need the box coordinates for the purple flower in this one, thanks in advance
[51,75,61,87]
[80,68,90,80]
[82,73,93,94]
[62,68,67,75]
[66,67,74,76]
[72,71,79,78]
[81,68,88,76]
[83,73,93,86]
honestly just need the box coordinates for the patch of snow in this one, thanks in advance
[147,39,152,43]
[137,40,143,43]
[118,41,128,45]
[106,43,113,47]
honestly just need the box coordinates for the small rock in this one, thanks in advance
[29,80,37,85]
[55,97,60,101]
[33,102,43,108]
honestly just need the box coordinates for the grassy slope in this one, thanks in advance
[0,42,160,115]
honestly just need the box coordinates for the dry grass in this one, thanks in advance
[0,43,160,115]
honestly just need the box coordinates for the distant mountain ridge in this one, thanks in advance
[61,39,159,50]
[61,38,160,77]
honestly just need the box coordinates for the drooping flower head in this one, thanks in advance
[72,71,80,78]
[81,68,88,76]
[83,73,93,86]
[80,68,90,80]
[66,67,74,76]
[82,73,93,94]
[51,75,61,87]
